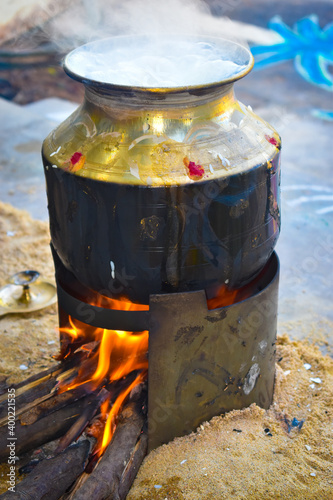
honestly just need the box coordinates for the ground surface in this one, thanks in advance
[0,202,58,385]
[0,203,332,498]
[128,335,333,500]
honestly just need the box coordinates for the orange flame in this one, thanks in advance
[59,315,82,340]
[99,371,146,454]
[207,262,270,310]
[58,293,148,458]
[207,285,240,310]
[89,292,149,312]
[92,329,148,385]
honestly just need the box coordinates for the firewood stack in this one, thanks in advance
[0,357,148,500]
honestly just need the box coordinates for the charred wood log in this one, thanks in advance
[56,371,142,454]
[0,367,145,461]
[18,385,93,426]
[0,392,99,461]
[56,388,109,453]
[118,432,148,500]
[0,376,9,397]
[0,439,91,500]
[0,364,148,500]
[0,352,89,423]
[0,368,60,422]
[69,392,147,500]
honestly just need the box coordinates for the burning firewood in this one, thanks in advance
[55,387,109,454]
[0,350,88,424]
[0,365,63,423]
[66,389,147,500]
[0,283,149,498]
[0,351,148,499]
[0,387,98,461]
[0,352,98,461]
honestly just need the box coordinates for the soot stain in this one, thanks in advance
[66,200,78,222]
[174,326,204,345]
[205,309,227,323]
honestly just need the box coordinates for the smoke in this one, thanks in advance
[54,0,221,44]
[87,0,208,35]
[0,0,279,53]
[40,0,276,52]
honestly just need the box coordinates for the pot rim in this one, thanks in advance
[63,34,254,94]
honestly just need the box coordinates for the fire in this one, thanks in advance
[94,293,149,312]
[100,371,146,452]
[58,315,81,339]
[92,329,148,384]
[207,261,271,310]
[207,284,240,310]
[58,293,148,457]
[56,265,266,459]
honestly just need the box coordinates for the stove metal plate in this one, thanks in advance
[147,252,279,451]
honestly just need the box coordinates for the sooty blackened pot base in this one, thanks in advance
[44,151,280,304]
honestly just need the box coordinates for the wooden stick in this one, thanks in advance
[0,376,9,397]
[18,385,92,426]
[0,359,79,405]
[0,363,82,422]
[57,372,142,460]
[0,369,91,432]
[0,440,91,500]
[118,432,148,500]
[0,365,61,404]
[0,393,98,461]
[14,364,63,390]
[0,351,94,425]
[0,371,59,420]
[70,394,147,500]
[55,388,110,454]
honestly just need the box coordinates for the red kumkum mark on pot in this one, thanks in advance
[183,157,205,180]
[68,152,86,172]
[265,135,279,147]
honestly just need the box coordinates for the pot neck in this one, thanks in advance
[84,82,236,118]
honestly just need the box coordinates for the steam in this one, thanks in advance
[52,0,225,48]
[40,0,278,52]
[2,0,281,87]
[65,37,250,87]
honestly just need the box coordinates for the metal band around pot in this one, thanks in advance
[56,279,150,331]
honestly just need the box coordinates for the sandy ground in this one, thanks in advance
[0,201,59,385]
[0,202,332,499]
[128,334,333,500]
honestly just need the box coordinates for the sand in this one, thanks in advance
[0,201,332,499]
[0,201,59,385]
[127,335,333,499]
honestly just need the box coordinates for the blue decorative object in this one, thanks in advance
[312,109,333,120]
[284,416,305,433]
[251,15,333,90]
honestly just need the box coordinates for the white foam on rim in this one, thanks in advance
[65,37,251,88]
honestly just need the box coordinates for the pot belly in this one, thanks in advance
[43,152,280,303]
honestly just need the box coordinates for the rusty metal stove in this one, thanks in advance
[52,247,278,451]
